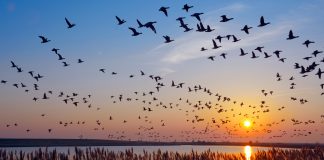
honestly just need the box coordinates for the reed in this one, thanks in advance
[0,147,323,160]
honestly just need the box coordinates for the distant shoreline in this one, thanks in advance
[0,139,323,148]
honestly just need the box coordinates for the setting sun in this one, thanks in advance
[243,120,251,128]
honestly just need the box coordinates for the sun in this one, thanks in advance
[243,120,252,128]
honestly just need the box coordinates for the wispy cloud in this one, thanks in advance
[150,22,292,64]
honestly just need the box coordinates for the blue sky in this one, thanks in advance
[0,0,324,143]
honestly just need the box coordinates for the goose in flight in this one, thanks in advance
[77,59,84,63]
[144,21,157,33]
[273,50,282,58]
[115,16,126,25]
[128,27,142,36]
[38,36,50,43]
[239,48,248,56]
[159,6,170,17]
[10,61,17,68]
[65,17,76,28]
[1,80,7,84]
[208,56,215,61]
[62,62,70,67]
[191,13,203,21]
[51,48,60,54]
[136,19,145,28]
[315,68,324,79]
[302,40,314,48]
[220,53,227,59]
[287,30,299,40]
[163,35,174,43]
[241,25,252,34]
[220,15,233,22]
[212,39,221,49]
[182,4,193,12]
[311,50,323,57]
[251,51,259,59]
[42,93,49,99]
[258,16,270,27]
[57,53,65,60]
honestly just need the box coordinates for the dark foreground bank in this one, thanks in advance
[0,139,323,148]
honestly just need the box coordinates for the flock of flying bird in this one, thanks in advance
[1,2,324,142]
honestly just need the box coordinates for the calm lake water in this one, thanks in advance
[1,145,271,154]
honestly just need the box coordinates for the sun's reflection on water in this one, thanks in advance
[244,145,252,160]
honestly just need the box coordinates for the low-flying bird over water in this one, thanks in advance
[115,16,126,25]
[65,17,76,28]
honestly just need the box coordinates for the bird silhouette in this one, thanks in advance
[191,13,203,21]
[216,35,224,43]
[205,25,214,32]
[10,61,17,68]
[65,17,76,28]
[273,50,282,58]
[239,48,248,56]
[57,53,65,60]
[241,25,252,34]
[232,35,240,42]
[42,93,49,99]
[302,40,314,48]
[1,80,7,84]
[163,35,174,43]
[182,4,193,12]
[287,30,299,40]
[62,62,70,67]
[212,40,221,49]
[255,46,264,52]
[279,58,286,63]
[220,15,233,22]
[51,48,60,54]
[251,51,259,59]
[77,59,84,63]
[208,56,215,61]
[128,27,142,36]
[159,6,169,17]
[136,19,144,28]
[38,36,50,43]
[258,16,270,27]
[315,68,324,79]
[144,21,157,33]
[311,50,323,57]
[263,52,272,58]
[115,16,126,25]
[200,47,207,51]
[220,53,227,59]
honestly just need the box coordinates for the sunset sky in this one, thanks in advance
[0,0,324,143]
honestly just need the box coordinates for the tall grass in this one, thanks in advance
[0,147,323,160]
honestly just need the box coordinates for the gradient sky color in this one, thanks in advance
[1,0,324,143]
